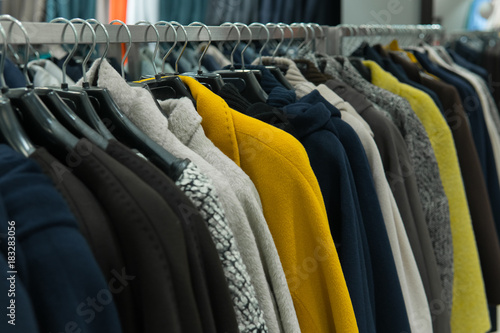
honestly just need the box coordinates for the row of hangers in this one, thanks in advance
[331,24,443,55]
[0,15,322,181]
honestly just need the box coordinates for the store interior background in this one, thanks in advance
[0,0,492,32]
[342,0,493,31]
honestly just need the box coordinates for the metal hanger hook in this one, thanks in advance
[0,20,8,91]
[309,23,323,51]
[109,19,131,79]
[291,23,308,53]
[135,21,160,75]
[70,18,96,84]
[305,23,316,50]
[188,22,212,74]
[50,17,78,87]
[234,22,252,70]
[278,22,294,55]
[266,23,284,61]
[154,21,177,73]
[170,21,188,74]
[249,22,269,66]
[86,19,110,64]
[0,15,31,86]
[221,22,241,70]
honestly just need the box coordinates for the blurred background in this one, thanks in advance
[0,0,495,32]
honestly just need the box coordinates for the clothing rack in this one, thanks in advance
[0,21,447,59]
[445,29,500,44]
[0,21,327,49]
[0,21,330,79]
[325,24,444,56]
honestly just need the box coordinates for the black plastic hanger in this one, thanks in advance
[58,18,116,141]
[35,18,108,150]
[131,21,196,104]
[85,19,187,180]
[0,15,79,157]
[215,22,268,104]
[0,21,35,156]
[181,22,225,93]
[263,23,295,90]
[0,95,36,156]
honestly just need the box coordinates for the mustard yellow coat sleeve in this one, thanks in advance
[363,60,490,333]
[180,76,358,333]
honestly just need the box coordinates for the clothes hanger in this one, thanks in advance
[181,22,225,93]
[64,18,117,141]
[0,15,79,157]
[278,22,295,57]
[261,23,294,89]
[85,19,187,179]
[34,17,109,150]
[215,22,268,103]
[309,23,325,54]
[233,22,265,81]
[0,18,36,157]
[290,22,309,58]
[137,21,196,104]
[156,21,178,74]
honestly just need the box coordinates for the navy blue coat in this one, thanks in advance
[0,144,122,333]
[0,199,40,333]
[283,99,377,333]
[291,91,412,333]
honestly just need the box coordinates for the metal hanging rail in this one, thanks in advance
[0,22,327,47]
[324,24,444,55]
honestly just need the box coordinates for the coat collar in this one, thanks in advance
[179,76,241,166]
[362,60,403,97]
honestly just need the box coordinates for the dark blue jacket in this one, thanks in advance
[5,57,26,88]
[0,199,39,333]
[447,48,489,85]
[292,91,411,333]
[0,144,122,333]
[283,99,377,333]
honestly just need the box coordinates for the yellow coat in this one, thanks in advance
[180,76,358,333]
[363,60,489,333]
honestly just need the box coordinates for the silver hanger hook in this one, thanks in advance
[221,22,241,70]
[86,19,110,64]
[291,23,308,52]
[135,20,160,75]
[0,15,31,86]
[31,44,40,61]
[188,22,212,74]
[249,22,269,66]
[234,22,252,69]
[305,23,316,50]
[309,23,323,51]
[154,21,177,73]
[266,23,284,61]
[109,19,131,79]
[170,21,188,74]
[278,22,294,55]
[50,17,78,87]
[70,18,96,84]
[310,23,324,39]
[0,21,8,91]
